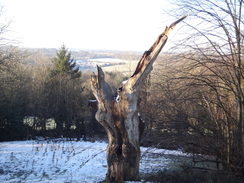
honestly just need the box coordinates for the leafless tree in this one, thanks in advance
[164,0,244,176]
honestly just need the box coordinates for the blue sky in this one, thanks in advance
[0,0,183,51]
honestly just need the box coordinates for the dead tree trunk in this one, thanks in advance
[90,15,188,183]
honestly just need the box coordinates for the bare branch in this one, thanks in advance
[129,14,188,89]
[91,65,114,102]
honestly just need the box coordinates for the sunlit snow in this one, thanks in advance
[0,139,191,183]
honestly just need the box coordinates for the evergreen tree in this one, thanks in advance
[52,44,80,78]
[49,44,82,136]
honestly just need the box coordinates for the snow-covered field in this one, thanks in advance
[0,139,191,183]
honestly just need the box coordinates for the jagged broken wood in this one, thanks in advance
[90,14,188,183]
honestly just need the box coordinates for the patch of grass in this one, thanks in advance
[142,168,244,183]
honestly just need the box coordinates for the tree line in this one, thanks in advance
[0,45,106,141]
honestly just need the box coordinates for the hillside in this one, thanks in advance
[25,48,144,74]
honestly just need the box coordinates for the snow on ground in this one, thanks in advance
[0,139,191,183]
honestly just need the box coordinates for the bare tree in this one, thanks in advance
[165,0,244,176]
[90,15,187,182]
[0,46,30,140]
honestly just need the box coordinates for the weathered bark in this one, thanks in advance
[90,15,188,182]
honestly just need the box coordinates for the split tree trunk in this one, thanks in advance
[90,15,188,183]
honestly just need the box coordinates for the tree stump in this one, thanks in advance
[91,15,188,183]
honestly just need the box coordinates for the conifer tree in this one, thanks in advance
[49,44,82,136]
[52,44,80,78]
